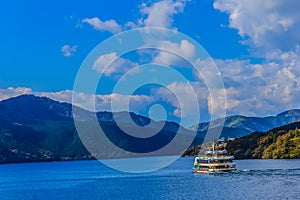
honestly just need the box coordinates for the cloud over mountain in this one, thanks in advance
[213,0,300,117]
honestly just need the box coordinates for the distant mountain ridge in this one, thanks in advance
[0,95,201,163]
[1,94,300,164]
[189,109,300,138]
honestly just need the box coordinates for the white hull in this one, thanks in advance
[194,167,236,174]
[193,155,237,174]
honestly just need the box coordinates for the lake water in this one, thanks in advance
[0,158,299,200]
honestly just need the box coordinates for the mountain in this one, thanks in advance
[189,110,300,138]
[181,122,300,158]
[0,95,201,163]
[1,94,300,163]
[226,122,300,159]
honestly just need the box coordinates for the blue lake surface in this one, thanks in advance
[0,157,299,200]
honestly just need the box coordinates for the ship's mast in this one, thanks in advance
[212,140,215,151]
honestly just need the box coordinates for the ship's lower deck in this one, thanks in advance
[193,167,237,174]
[193,156,237,174]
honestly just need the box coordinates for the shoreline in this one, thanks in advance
[2,156,300,166]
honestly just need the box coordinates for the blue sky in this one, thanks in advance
[1,0,300,126]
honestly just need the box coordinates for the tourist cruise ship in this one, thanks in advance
[193,140,237,174]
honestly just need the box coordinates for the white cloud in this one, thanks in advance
[0,87,33,101]
[39,90,155,113]
[82,17,122,34]
[83,0,189,34]
[0,88,74,105]
[207,87,238,116]
[0,85,204,125]
[93,52,138,76]
[95,93,154,113]
[156,82,205,119]
[153,40,196,66]
[61,45,78,57]
[38,90,74,104]
[0,87,156,114]
[48,0,300,121]
[211,0,300,117]
[215,53,300,116]
[213,0,300,53]
[139,0,188,28]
